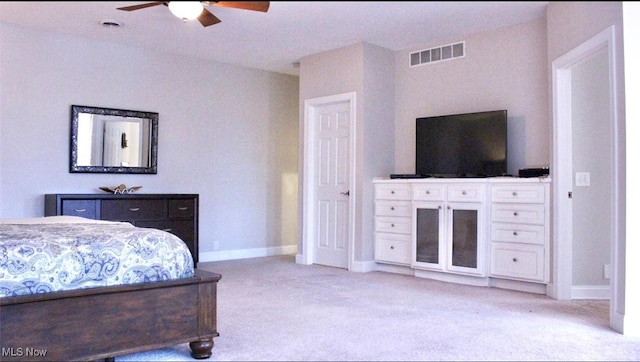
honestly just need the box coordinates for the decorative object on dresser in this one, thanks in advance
[99,184,143,194]
[373,177,550,294]
[44,193,199,265]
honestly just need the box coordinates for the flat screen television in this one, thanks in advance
[415,110,507,178]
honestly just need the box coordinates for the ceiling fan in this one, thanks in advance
[116,1,270,27]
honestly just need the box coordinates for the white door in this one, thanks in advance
[302,93,355,269]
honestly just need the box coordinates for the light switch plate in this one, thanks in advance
[575,172,591,187]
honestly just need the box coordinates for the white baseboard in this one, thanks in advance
[571,284,611,300]
[350,259,378,273]
[199,245,298,263]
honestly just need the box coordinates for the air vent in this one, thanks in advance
[410,41,465,67]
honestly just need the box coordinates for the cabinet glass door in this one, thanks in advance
[451,209,478,268]
[415,208,440,265]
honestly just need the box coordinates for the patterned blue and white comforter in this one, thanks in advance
[0,216,194,298]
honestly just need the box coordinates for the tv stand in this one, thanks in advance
[373,176,551,294]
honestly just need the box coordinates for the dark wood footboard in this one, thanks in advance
[0,269,221,361]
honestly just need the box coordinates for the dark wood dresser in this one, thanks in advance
[44,194,199,265]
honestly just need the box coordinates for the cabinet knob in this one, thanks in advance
[513,231,518,236]
[512,191,518,196]
[391,190,395,194]
[390,245,395,250]
[512,257,518,262]
[513,211,519,216]
[425,190,430,194]
[391,223,395,227]
[391,206,395,211]
[462,191,467,195]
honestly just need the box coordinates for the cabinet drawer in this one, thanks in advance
[412,184,445,201]
[491,184,545,203]
[101,199,166,220]
[168,199,196,218]
[61,200,98,219]
[447,184,485,202]
[375,184,411,200]
[490,242,544,282]
[375,216,412,234]
[375,232,411,265]
[491,223,545,245]
[491,203,545,225]
[375,200,412,217]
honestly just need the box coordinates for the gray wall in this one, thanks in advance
[394,17,549,176]
[0,23,300,261]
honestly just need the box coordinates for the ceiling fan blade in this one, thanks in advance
[213,2,270,12]
[117,2,165,11]
[198,9,222,27]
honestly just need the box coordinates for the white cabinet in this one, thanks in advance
[374,183,412,265]
[489,183,550,283]
[373,177,551,289]
[412,183,486,277]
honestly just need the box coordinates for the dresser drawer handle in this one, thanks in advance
[73,208,86,213]
[163,228,172,232]
[129,207,141,212]
[177,206,189,211]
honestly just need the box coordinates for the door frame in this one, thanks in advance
[300,92,357,270]
[551,26,621,330]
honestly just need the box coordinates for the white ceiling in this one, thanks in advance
[0,1,548,76]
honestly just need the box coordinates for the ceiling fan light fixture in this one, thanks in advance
[168,1,204,21]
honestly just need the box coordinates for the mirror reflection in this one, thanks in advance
[70,105,158,174]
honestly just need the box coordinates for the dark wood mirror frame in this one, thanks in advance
[70,105,158,174]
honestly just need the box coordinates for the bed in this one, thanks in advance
[0,216,221,361]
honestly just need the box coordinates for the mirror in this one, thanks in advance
[70,105,158,174]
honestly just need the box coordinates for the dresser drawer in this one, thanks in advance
[491,184,545,204]
[490,242,544,281]
[375,200,412,217]
[491,223,545,245]
[101,199,166,220]
[375,232,411,265]
[412,184,445,201]
[375,183,411,200]
[61,200,98,219]
[375,216,412,234]
[137,219,196,258]
[491,203,545,225]
[168,199,196,218]
[447,184,485,202]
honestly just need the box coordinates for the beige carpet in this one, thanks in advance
[118,255,640,361]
